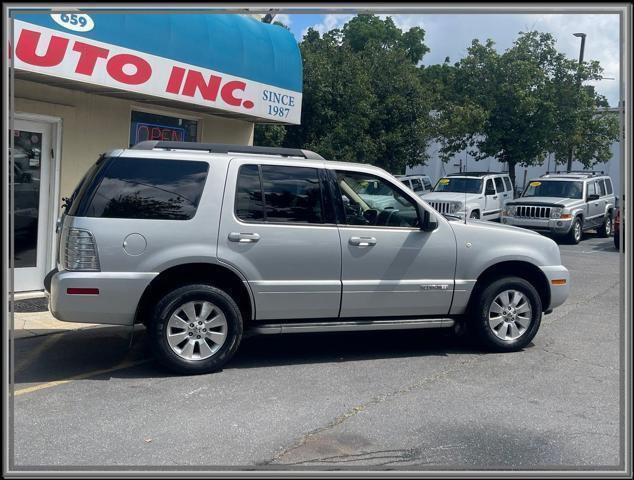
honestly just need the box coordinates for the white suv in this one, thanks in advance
[423,172,515,221]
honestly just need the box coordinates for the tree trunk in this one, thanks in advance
[507,160,517,191]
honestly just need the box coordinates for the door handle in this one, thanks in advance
[492,195,498,199]
[228,232,260,243]
[349,236,377,247]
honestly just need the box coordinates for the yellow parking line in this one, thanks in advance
[14,333,64,374]
[13,358,151,397]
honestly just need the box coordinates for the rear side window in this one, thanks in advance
[503,177,512,191]
[81,157,208,220]
[422,177,432,190]
[235,164,324,224]
[411,178,424,192]
[598,179,607,196]
[494,177,505,193]
[605,178,613,194]
[235,165,264,221]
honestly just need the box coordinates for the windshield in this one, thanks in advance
[522,180,583,199]
[433,177,482,194]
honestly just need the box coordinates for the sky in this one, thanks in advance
[273,12,621,107]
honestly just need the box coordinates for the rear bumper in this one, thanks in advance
[49,270,157,325]
[501,216,573,234]
[539,265,570,310]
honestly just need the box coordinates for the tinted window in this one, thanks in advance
[85,157,208,219]
[422,177,432,189]
[605,178,613,194]
[503,177,513,191]
[485,179,495,195]
[597,179,607,196]
[494,177,505,193]
[336,171,419,228]
[235,164,264,221]
[411,178,424,192]
[261,165,323,224]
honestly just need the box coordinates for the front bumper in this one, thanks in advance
[539,265,570,310]
[501,216,573,234]
[49,270,156,325]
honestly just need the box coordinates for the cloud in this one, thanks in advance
[301,14,355,39]
[297,12,621,106]
[273,13,292,27]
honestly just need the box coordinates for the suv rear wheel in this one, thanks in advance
[149,284,243,375]
[472,276,542,352]
[597,213,613,238]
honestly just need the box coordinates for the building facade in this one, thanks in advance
[11,12,303,292]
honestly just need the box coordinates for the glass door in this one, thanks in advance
[12,119,52,292]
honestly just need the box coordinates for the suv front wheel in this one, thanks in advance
[564,217,583,245]
[473,276,542,352]
[149,284,243,375]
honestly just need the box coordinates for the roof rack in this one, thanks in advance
[541,170,604,178]
[131,141,325,160]
[446,171,505,177]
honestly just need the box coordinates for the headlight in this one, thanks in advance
[450,201,464,212]
[503,206,516,216]
[550,207,564,219]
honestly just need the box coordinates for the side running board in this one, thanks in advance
[247,318,455,335]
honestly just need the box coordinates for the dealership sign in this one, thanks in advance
[12,15,302,124]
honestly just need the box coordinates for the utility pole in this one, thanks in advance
[567,32,587,172]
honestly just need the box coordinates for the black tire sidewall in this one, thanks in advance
[567,217,582,244]
[474,277,542,352]
[150,284,243,375]
[598,214,612,238]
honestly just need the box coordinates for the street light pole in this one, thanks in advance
[567,32,587,172]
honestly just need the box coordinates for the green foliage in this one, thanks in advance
[254,123,287,146]
[428,30,619,185]
[279,14,433,174]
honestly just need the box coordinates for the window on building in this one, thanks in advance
[129,110,198,147]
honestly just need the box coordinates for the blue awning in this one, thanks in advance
[12,12,303,123]
[14,13,302,92]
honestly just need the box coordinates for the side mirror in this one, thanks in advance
[587,193,600,201]
[418,205,438,232]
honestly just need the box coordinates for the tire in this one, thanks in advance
[597,213,613,238]
[470,210,480,219]
[565,217,583,245]
[149,284,243,375]
[472,276,542,352]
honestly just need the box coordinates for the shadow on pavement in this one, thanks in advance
[13,325,486,385]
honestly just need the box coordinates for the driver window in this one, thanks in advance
[485,179,496,195]
[336,171,419,228]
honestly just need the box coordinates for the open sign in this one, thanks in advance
[133,122,185,143]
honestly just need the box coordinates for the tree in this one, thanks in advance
[259,15,434,174]
[429,31,618,187]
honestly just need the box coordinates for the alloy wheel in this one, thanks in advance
[488,289,533,341]
[166,301,228,360]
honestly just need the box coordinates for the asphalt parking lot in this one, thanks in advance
[10,233,623,470]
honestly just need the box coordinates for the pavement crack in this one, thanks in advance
[262,355,485,465]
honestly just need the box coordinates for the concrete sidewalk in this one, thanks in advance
[12,309,98,339]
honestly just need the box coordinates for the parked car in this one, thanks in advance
[46,142,569,375]
[422,172,514,221]
[396,174,433,197]
[501,171,616,245]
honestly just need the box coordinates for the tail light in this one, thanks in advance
[62,228,100,271]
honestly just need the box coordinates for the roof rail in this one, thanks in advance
[131,141,325,160]
[550,170,604,176]
[447,171,505,177]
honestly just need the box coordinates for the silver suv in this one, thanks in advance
[501,171,616,244]
[46,141,569,374]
